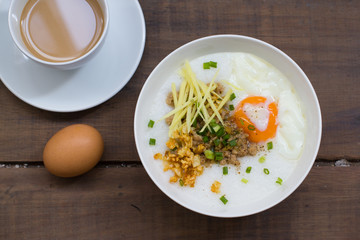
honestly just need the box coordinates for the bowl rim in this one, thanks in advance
[134,34,322,218]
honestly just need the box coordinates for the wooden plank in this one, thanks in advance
[0,78,141,162]
[0,166,359,239]
[140,0,360,159]
[0,0,359,162]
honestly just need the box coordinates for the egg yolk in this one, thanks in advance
[233,96,278,143]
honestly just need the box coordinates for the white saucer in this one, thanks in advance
[0,0,146,112]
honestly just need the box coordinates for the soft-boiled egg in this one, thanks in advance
[233,96,278,143]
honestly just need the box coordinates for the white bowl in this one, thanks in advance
[134,35,322,217]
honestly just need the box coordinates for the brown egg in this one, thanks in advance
[43,124,104,177]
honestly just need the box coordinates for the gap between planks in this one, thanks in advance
[0,159,359,168]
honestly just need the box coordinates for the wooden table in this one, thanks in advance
[1,0,359,239]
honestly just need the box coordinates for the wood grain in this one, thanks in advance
[1,1,359,239]
[0,0,359,162]
[0,166,358,240]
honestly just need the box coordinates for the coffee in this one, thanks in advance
[20,0,104,63]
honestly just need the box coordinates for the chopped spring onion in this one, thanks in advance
[264,168,270,175]
[209,119,217,127]
[216,127,225,137]
[230,93,236,101]
[267,141,273,150]
[179,179,184,186]
[212,125,221,133]
[203,62,210,69]
[229,139,237,147]
[214,139,221,147]
[246,166,252,173]
[198,129,208,136]
[149,138,156,145]
[203,136,209,143]
[248,124,256,131]
[148,120,155,128]
[203,61,217,69]
[258,156,266,163]
[220,195,228,204]
[239,118,245,126]
[223,166,228,175]
[192,118,197,128]
[276,177,283,185]
[241,178,248,184]
[204,150,214,160]
[215,152,223,161]
[223,134,230,141]
[229,104,235,111]
[209,61,217,68]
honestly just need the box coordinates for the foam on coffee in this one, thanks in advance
[20,0,104,63]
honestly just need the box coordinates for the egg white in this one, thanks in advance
[145,52,306,209]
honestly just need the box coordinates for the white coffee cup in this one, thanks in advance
[8,0,109,70]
